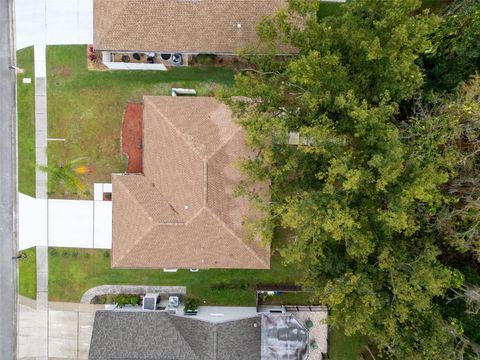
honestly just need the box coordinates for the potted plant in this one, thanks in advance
[183,298,200,315]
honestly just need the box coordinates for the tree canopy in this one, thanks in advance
[227,0,480,357]
[424,0,480,90]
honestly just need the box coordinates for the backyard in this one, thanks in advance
[46,45,235,198]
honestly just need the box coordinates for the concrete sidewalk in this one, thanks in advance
[14,1,94,358]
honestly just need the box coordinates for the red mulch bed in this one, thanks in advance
[122,103,143,173]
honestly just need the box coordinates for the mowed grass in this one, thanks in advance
[19,247,37,299]
[48,244,305,305]
[46,45,235,198]
[17,47,36,197]
[329,326,364,360]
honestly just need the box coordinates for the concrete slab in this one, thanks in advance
[19,195,113,250]
[35,113,47,131]
[34,46,47,77]
[15,0,93,50]
[46,0,93,45]
[93,201,112,249]
[78,312,94,359]
[176,306,258,323]
[18,309,48,358]
[49,311,78,358]
[36,246,49,293]
[18,194,47,249]
[48,199,94,248]
[34,94,47,114]
[14,0,47,50]
[34,77,47,95]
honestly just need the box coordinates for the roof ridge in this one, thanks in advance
[166,315,203,360]
[205,124,243,161]
[203,207,269,268]
[113,177,159,265]
[147,97,205,160]
[164,315,200,360]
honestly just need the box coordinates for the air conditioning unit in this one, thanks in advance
[143,293,160,311]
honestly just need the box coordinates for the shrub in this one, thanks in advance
[48,248,58,256]
[89,54,97,62]
[184,298,200,312]
[211,282,250,290]
[61,250,69,257]
[103,250,110,258]
[114,294,141,308]
[196,54,216,66]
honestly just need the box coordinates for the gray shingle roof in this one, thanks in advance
[88,311,261,360]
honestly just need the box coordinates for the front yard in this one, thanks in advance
[18,247,36,299]
[17,47,36,197]
[46,45,235,198]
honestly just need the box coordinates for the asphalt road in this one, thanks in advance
[0,0,18,359]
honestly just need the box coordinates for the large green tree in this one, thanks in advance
[227,0,470,357]
[434,75,480,260]
[424,0,480,91]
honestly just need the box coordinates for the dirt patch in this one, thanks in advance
[50,66,73,79]
[122,103,143,173]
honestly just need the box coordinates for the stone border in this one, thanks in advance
[80,285,186,304]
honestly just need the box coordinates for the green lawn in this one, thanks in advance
[48,243,305,304]
[329,326,364,360]
[19,247,36,299]
[46,45,235,199]
[17,47,36,197]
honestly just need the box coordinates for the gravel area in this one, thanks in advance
[293,309,329,359]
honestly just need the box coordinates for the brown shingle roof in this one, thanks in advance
[112,97,270,269]
[94,0,291,54]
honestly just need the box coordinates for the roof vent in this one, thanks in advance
[184,205,189,210]
[236,23,242,29]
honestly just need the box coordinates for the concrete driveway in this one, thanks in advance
[18,297,102,359]
[19,193,112,250]
[15,0,93,50]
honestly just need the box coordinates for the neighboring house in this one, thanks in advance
[88,311,309,360]
[93,0,293,68]
[112,97,270,269]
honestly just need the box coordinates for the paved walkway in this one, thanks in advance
[15,0,94,357]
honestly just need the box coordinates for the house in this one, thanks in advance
[112,97,270,269]
[88,311,310,360]
[93,0,292,68]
